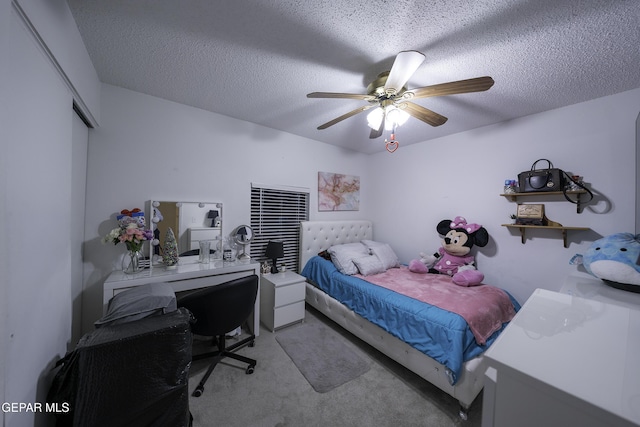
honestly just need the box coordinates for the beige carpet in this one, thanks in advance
[188,306,482,427]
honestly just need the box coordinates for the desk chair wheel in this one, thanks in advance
[192,386,204,397]
[246,365,255,375]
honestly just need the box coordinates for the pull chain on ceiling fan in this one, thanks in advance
[307,50,495,148]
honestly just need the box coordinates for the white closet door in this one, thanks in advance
[4,6,74,427]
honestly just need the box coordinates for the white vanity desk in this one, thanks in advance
[104,257,261,336]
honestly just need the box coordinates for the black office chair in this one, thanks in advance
[177,275,259,397]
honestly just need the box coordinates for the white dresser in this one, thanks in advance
[482,287,640,427]
[260,271,306,332]
[560,270,640,308]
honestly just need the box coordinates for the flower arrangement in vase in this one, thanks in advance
[103,208,153,274]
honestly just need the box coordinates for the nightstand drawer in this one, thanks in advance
[274,282,305,307]
[273,301,305,329]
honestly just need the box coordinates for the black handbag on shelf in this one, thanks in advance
[517,159,594,206]
[518,159,564,192]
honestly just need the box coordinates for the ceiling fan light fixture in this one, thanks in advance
[366,107,384,130]
[367,106,410,131]
[386,107,410,128]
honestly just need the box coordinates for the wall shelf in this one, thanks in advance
[501,224,590,248]
[500,190,587,213]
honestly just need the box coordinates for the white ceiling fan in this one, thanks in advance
[307,51,495,140]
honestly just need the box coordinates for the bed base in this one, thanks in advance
[299,220,485,418]
[306,283,485,418]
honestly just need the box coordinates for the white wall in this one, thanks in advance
[367,88,640,305]
[81,84,371,333]
[83,84,640,328]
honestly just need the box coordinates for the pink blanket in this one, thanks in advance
[355,266,516,345]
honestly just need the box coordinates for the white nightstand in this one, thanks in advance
[260,271,306,332]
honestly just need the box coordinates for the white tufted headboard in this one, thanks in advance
[298,220,373,271]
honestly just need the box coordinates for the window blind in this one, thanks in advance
[250,183,309,273]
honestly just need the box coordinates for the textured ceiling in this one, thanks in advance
[67,0,639,154]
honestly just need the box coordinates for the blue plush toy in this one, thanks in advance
[571,233,640,293]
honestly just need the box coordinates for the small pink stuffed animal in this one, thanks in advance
[409,216,489,286]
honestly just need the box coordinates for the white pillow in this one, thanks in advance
[352,255,385,276]
[362,240,400,270]
[328,243,369,275]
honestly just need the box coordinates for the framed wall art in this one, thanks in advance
[318,172,360,211]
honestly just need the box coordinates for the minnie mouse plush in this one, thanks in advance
[409,216,489,286]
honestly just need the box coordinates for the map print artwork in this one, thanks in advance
[318,172,360,211]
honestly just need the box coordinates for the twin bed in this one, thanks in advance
[298,220,519,418]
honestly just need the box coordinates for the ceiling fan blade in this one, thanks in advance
[384,51,425,95]
[369,109,385,139]
[307,92,374,101]
[369,127,383,139]
[317,105,375,130]
[399,102,448,127]
[406,76,494,99]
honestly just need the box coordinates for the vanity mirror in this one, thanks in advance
[232,225,253,260]
[149,200,223,263]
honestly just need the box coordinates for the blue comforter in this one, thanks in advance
[301,256,520,384]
